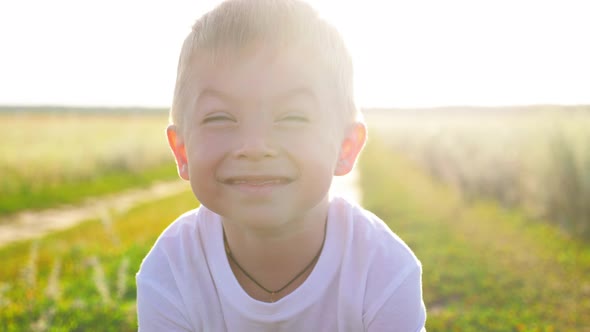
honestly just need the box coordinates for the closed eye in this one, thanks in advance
[202,113,235,124]
[277,114,309,123]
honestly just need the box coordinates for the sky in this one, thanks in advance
[1,0,589,108]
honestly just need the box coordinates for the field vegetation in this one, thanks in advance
[365,106,590,239]
[1,107,589,330]
[0,190,197,331]
[359,137,590,330]
[0,108,177,215]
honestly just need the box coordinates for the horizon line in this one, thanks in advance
[1,103,589,112]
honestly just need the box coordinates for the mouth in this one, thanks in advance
[223,176,292,186]
[221,175,292,196]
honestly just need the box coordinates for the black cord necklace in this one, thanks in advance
[223,221,327,302]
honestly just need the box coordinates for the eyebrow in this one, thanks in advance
[196,87,318,105]
[274,87,318,104]
[196,89,237,104]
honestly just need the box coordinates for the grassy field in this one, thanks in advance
[365,106,590,239]
[359,137,590,331]
[1,107,589,330]
[0,189,197,331]
[2,135,588,330]
[0,109,177,215]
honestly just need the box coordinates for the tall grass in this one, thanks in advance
[365,106,590,239]
[358,137,590,330]
[0,110,177,215]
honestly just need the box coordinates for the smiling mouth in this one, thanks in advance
[223,176,292,186]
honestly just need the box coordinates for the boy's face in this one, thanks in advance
[167,45,365,228]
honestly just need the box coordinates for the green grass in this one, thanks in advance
[7,147,585,331]
[0,189,198,331]
[0,163,179,215]
[0,111,176,215]
[358,137,590,331]
[364,107,590,239]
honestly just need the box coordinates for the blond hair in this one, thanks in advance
[170,0,358,130]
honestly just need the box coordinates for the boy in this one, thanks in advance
[136,0,426,331]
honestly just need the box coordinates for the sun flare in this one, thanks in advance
[0,0,588,107]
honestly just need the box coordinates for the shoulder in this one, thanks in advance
[331,197,420,270]
[330,197,424,325]
[137,205,213,278]
[148,205,218,252]
[136,205,220,331]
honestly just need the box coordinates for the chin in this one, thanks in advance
[221,206,302,228]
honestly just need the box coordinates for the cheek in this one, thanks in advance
[285,133,340,170]
[186,133,231,169]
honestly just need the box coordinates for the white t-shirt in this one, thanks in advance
[136,197,427,331]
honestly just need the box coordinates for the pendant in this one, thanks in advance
[270,291,276,303]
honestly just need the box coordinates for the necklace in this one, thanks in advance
[223,221,327,302]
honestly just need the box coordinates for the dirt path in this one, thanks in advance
[0,180,189,247]
[0,169,362,248]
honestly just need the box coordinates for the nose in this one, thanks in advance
[232,122,278,160]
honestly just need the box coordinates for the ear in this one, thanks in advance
[166,125,190,180]
[334,122,367,176]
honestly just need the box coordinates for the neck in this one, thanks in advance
[221,198,329,301]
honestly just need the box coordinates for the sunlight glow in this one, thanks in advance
[1,0,588,108]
